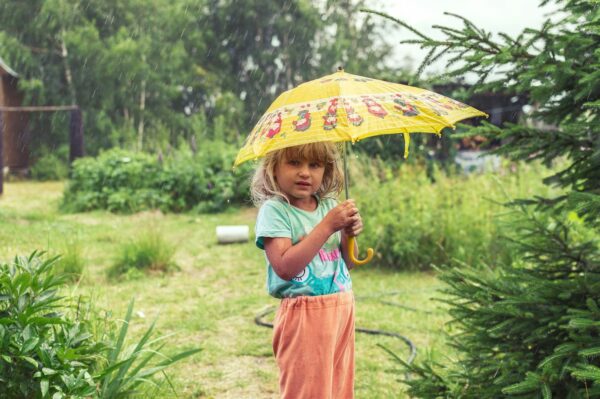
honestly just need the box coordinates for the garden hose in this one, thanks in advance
[254,291,432,368]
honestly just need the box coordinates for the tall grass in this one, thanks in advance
[350,156,564,270]
[95,299,202,398]
[110,230,177,277]
[54,239,85,282]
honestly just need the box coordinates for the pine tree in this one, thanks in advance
[366,1,600,397]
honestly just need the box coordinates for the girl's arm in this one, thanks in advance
[264,200,358,281]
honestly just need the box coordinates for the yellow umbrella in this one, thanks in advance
[236,67,486,265]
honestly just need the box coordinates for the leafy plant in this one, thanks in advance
[0,251,201,398]
[61,143,252,214]
[29,146,69,181]
[0,251,100,398]
[354,157,560,270]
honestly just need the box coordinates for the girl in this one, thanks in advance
[252,141,363,399]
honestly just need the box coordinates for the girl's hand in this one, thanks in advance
[344,210,363,237]
[323,199,359,233]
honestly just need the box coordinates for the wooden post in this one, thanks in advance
[69,107,84,163]
[0,111,3,195]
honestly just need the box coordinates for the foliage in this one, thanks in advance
[94,299,201,398]
[61,141,252,213]
[197,0,401,131]
[0,0,401,155]
[366,0,600,397]
[396,207,600,398]
[110,230,177,278]
[0,252,100,398]
[354,157,559,271]
[0,251,201,398]
[29,147,70,181]
[54,240,85,282]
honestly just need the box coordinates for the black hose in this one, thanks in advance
[254,293,422,367]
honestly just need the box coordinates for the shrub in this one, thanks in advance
[0,252,100,398]
[61,149,168,213]
[110,230,177,277]
[61,141,253,214]
[0,251,200,398]
[353,156,562,270]
[30,148,69,181]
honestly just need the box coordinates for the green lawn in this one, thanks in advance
[0,181,451,398]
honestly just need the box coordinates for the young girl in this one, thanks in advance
[251,141,363,399]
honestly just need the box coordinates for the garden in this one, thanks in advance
[0,157,561,398]
[1,1,599,398]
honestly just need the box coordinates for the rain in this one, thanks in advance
[0,1,598,398]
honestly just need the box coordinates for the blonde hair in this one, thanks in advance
[250,142,344,206]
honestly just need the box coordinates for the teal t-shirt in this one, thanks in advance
[255,197,352,298]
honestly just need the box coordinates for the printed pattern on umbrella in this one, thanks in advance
[247,91,471,142]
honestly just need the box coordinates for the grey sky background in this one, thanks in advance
[374,0,561,76]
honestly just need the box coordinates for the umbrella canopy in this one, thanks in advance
[234,68,486,166]
[237,68,487,265]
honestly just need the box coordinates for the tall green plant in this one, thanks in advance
[353,157,560,270]
[366,0,600,397]
[110,230,177,277]
[0,252,100,398]
[0,251,201,398]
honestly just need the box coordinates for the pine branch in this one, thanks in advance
[359,9,433,41]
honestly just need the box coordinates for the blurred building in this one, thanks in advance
[433,82,528,150]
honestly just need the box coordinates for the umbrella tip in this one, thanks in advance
[337,66,344,72]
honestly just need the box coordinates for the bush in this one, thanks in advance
[0,251,200,398]
[61,141,253,214]
[353,156,562,270]
[370,2,600,397]
[110,230,177,277]
[0,252,100,398]
[30,152,69,181]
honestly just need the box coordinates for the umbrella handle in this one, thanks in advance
[348,236,374,266]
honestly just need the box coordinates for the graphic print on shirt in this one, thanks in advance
[258,198,353,297]
[300,223,341,272]
[333,266,350,292]
[289,221,345,295]
[318,232,342,263]
[292,267,311,283]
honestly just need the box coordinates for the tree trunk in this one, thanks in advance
[69,107,84,163]
[0,111,4,195]
[60,29,77,104]
[137,78,146,151]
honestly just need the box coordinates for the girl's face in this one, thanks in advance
[274,154,325,206]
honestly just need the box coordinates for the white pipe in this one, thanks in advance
[216,225,249,244]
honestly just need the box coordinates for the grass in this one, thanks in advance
[53,238,85,282]
[0,181,452,398]
[109,229,178,277]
